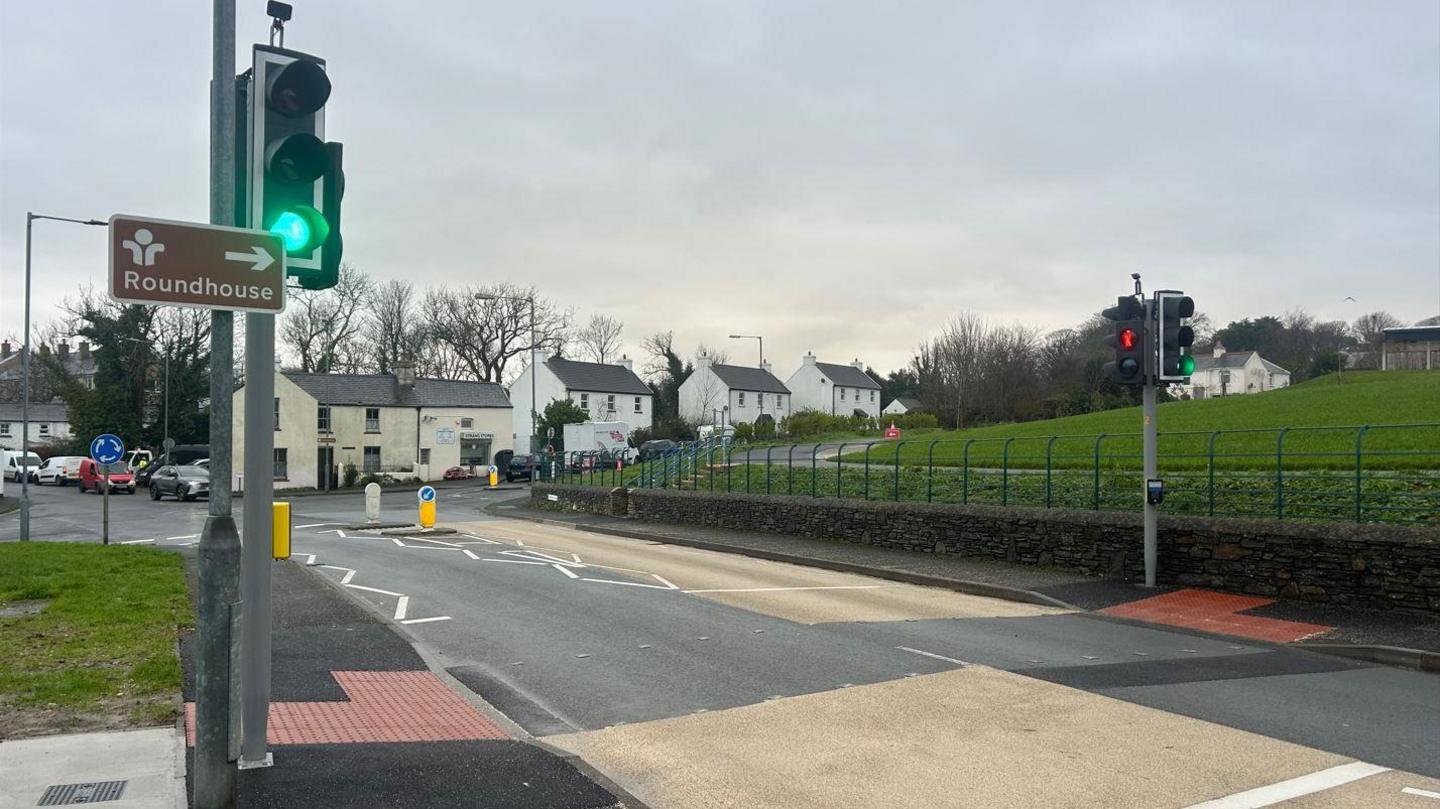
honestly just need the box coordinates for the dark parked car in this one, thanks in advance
[149,465,210,501]
[637,439,677,462]
[507,454,538,482]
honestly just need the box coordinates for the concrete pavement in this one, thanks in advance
[0,727,186,809]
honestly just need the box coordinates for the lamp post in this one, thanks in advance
[476,292,538,479]
[121,337,171,464]
[728,334,763,419]
[19,213,106,541]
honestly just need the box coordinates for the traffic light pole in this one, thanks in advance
[1142,370,1159,588]
[240,312,275,769]
[195,0,242,806]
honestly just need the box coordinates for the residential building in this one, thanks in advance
[0,340,99,403]
[1183,341,1291,399]
[785,353,882,417]
[0,402,71,451]
[234,364,512,490]
[680,354,791,425]
[508,356,653,447]
[883,396,923,416]
[1380,324,1440,370]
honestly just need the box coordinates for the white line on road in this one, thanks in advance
[300,554,317,565]
[121,538,155,545]
[295,523,336,529]
[484,559,548,566]
[406,536,463,548]
[319,564,354,572]
[346,583,404,597]
[166,534,199,540]
[390,538,406,547]
[651,574,679,590]
[1181,762,1391,809]
[400,616,451,625]
[553,564,580,579]
[580,577,677,590]
[1403,787,1440,800]
[683,584,892,594]
[394,596,409,621]
[340,570,355,585]
[459,534,502,544]
[462,549,480,560]
[896,646,970,666]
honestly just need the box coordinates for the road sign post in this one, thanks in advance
[108,215,286,313]
[89,434,124,547]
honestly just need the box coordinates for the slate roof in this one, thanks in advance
[546,357,651,395]
[281,372,511,408]
[1384,326,1440,342]
[815,362,880,389]
[0,402,69,421]
[892,396,923,410]
[709,364,790,394]
[1191,351,1290,375]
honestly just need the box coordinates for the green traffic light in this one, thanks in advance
[269,206,330,255]
[1179,354,1196,376]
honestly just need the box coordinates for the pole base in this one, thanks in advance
[237,753,274,770]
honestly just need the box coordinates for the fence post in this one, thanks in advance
[1207,431,1220,517]
[1092,434,1107,511]
[1045,436,1058,508]
[927,440,940,503]
[1354,425,1369,523]
[812,443,822,497]
[864,442,874,501]
[962,439,975,504]
[836,442,848,499]
[745,445,752,493]
[787,444,796,496]
[765,446,774,495]
[1275,428,1290,520]
[726,446,733,493]
[894,441,905,502]
[1001,437,1015,506]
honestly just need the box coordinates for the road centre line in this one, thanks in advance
[682,584,893,594]
[346,583,404,597]
[1181,762,1391,809]
[896,646,970,666]
[400,616,451,625]
[1403,787,1440,799]
[394,596,409,621]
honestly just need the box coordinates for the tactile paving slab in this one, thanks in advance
[1100,588,1331,643]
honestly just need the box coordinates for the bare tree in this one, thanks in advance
[420,282,571,382]
[574,314,624,364]
[1352,311,1402,369]
[364,280,427,374]
[280,264,373,373]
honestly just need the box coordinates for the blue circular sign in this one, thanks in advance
[417,485,437,503]
[90,433,125,464]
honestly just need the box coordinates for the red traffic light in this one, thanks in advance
[1119,328,1137,350]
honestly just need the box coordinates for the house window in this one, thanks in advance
[0,423,9,436]
[738,392,746,406]
[840,388,846,401]
[273,448,288,480]
[870,390,876,403]
[363,446,381,472]
[419,448,431,465]
[777,394,784,409]
[365,408,380,432]
[579,393,589,410]
[606,394,616,414]
[274,397,281,430]
[634,396,643,414]
[317,405,331,432]
[39,423,49,437]
[460,417,473,428]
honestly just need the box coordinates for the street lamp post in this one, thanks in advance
[476,292,538,479]
[121,337,171,464]
[728,334,764,419]
[19,212,105,541]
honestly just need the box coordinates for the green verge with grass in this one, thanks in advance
[0,542,192,738]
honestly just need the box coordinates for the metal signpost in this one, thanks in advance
[89,434,124,546]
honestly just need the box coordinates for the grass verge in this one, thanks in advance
[0,542,192,739]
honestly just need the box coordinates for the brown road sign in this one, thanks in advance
[109,214,287,313]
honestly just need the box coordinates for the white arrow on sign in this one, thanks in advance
[223,245,276,273]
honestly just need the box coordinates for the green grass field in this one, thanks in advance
[0,543,191,738]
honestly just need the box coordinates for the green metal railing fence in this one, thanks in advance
[553,423,1440,525]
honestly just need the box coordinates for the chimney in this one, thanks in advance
[802,352,816,366]
[617,354,633,372]
[1212,340,1226,359]
[59,342,70,360]
[695,351,712,369]
[394,361,416,387]
[850,358,865,371]
[760,360,773,375]
[1,340,10,359]
[79,341,90,360]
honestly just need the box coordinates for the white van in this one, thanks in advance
[3,450,42,482]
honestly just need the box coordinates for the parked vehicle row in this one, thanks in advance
[76,458,136,495]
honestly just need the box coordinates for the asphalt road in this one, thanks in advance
[6,482,1439,807]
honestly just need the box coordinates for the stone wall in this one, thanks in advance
[530,484,1440,613]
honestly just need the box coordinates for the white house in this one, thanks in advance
[882,396,923,416]
[234,363,512,490]
[785,354,882,417]
[0,402,72,451]
[509,356,653,447]
[1183,341,1291,399]
[680,355,791,425]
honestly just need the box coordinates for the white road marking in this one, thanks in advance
[400,616,451,625]
[167,534,199,540]
[485,559,548,566]
[651,574,679,590]
[394,596,409,621]
[346,583,404,597]
[462,549,480,560]
[896,646,970,666]
[553,564,581,579]
[295,522,336,529]
[335,529,349,538]
[121,538,155,545]
[460,534,502,544]
[319,564,354,572]
[1403,787,1440,800]
[683,584,892,594]
[580,577,676,590]
[340,570,355,585]
[406,536,463,548]
[1181,762,1391,809]
[300,554,317,565]
[390,538,405,547]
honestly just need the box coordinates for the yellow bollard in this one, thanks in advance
[419,500,436,529]
[488,465,498,487]
[272,501,291,560]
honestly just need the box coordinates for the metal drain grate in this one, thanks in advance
[37,780,127,806]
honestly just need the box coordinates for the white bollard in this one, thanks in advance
[365,482,382,524]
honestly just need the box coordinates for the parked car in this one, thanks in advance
[35,456,84,486]
[77,458,136,494]
[149,465,210,501]
[443,466,472,480]
[507,454,539,481]
[637,439,677,462]
[3,450,42,482]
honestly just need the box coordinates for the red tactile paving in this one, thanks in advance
[1099,589,1332,644]
[186,671,508,746]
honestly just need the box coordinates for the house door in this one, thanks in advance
[317,446,335,489]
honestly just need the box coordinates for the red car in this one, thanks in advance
[443,466,472,480]
[77,458,137,494]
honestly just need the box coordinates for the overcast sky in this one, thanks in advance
[2,0,1437,377]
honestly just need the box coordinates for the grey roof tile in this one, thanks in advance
[815,362,880,389]
[282,372,511,408]
[709,364,790,394]
[545,358,651,395]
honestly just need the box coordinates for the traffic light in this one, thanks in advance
[250,45,343,290]
[1156,290,1196,381]
[1102,295,1145,386]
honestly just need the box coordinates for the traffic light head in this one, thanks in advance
[251,46,343,290]
[1102,295,1145,386]
[1156,291,1196,381]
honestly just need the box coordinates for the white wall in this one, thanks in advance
[509,361,567,450]
[234,372,318,489]
[785,361,830,414]
[882,399,910,415]
[0,421,72,451]
[511,361,654,443]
